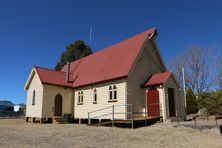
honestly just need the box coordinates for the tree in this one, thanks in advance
[216,59,222,90]
[55,40,93,70]
[169,46,216,95]
[198,90,222,115]
[186,89,198,114]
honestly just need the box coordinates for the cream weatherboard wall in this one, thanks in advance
[42,84,74,118]
[26,71,43,118]
[163,76,186,121]
[74,79,127,120]
[126,39,165,116]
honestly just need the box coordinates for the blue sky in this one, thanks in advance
[0,0,222,104]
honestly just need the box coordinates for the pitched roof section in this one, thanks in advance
[61,28,156,88]
[35,67,73,88]
[143,71,171,87]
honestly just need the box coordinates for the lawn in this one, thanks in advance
[0,119,221,148]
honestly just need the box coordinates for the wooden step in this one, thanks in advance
[53,116,64,124]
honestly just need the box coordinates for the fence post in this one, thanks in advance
[145,104,147,126]
[112,105,114,127]
[88,112,91,125]
[131,104,134,129]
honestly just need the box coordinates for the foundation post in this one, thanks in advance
[26,117,29,122]
[40,118,45,124]
[31,117,35,123]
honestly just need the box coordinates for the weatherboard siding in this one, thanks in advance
[156,87,164,117]
[126,40,164,117]
[42,84,74,118]
[74,79,127,120]
[26,72,43,118]
[164,76,186,120]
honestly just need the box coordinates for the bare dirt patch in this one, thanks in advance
[0,119,222,148]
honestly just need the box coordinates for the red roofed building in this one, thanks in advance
[24,27,186,124]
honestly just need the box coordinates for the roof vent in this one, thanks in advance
[66,62,70,82]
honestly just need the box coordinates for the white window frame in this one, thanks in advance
[93,89,97,104]
[108,86,113,101]
[77,91,84,105]
[113,85,117,100]
[32,90,35,105]
[108,85,117,102]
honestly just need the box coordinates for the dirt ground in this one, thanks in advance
[0,119,222,148]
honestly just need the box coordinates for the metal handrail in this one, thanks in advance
[88,105,113,114]
[92,113,113,119]
[88,103,163,128]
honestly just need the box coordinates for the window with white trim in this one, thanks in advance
[32,90,35,105]
[93,89,97,104]
[108,85,117,102]
[78,92,81,103]
[77,91,84,105]
[113,85,117,100]
[109,86,113,100]
[81,91,83,102]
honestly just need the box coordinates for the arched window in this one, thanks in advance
[32,90,35,105]
[77,91,84,105]
[108,85,118,102]
[113,85,117,100]
[81,91,84,103]
[93,89,97,103]
[78,92,81,103]
[109,86,113,100]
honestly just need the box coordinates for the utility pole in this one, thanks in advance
[182,67,186,106]
[182,67,187,118]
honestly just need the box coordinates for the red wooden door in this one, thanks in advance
[147,88,160,116]
[54,94,62,116]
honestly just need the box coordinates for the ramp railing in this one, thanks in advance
[88,103,162,128]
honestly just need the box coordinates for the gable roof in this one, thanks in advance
[61,28,156,88]
[34,67,73,88]
[143,71,171,87]
[25,27,157,89]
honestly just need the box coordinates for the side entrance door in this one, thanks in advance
[147,87,160,116]
[54,94,63,116]
[168,88,176,117]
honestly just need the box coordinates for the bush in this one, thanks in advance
[198,90,222,115]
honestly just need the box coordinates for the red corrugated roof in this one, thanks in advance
[35,67,73,88]
[143,71,171,87]
[61,28,156,88]
[31,28,156,88]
